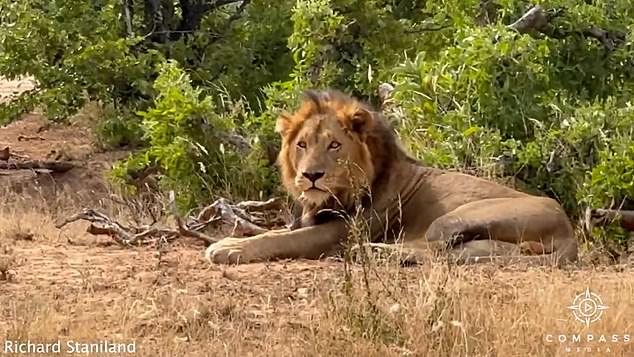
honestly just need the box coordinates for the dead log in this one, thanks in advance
[0,160,76,173]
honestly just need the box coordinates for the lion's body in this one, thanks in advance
[206,90,578,266]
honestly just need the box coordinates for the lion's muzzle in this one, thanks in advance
[302,170,325,183]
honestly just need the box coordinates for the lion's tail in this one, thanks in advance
[448,254,572,268]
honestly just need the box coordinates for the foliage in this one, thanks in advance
[110,60,278,211]
[385,0,634,249]
[0,0,162,122]
[0,0,633,247]
[94,105,146,150]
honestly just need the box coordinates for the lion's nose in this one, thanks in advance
[302,171,325,183]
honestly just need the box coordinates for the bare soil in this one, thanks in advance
[0,79,632,356]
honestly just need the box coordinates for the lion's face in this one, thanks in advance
[276,90,377,209]
[289,114,372,206]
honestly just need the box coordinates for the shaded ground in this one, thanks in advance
[0,107,129,206]
[0,79,632,356]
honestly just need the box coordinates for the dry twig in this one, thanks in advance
[196,197,285,236]
[57,193,288,247]
[56,208,182,246]
[17,135,45,141]
[168,191,218,244]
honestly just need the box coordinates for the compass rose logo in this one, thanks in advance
[567,288,608,326]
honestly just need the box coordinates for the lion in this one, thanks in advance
[205,89,579,266]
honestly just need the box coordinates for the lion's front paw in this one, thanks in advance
[205,237,263,265]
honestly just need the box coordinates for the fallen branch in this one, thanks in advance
[204,198,268,236]
[585,207,634,232]
[168,191,219,244]
[0,160,76,173]
[57,194,288,247]
[56,207,214,246]
[236,197,284,212]
[57,208,148,246]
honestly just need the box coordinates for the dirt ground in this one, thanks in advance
[0,79,633,357]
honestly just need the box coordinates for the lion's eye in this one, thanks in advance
[297,141,307,149]
[328,141,341,150]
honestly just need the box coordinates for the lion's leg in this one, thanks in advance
[206,219,349,264]
[423,196,578,265]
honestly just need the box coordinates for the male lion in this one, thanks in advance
[205,89,578,266]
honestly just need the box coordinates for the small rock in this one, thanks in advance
[174,336,189,343]
[13,231,34,241]
[389,303,401,314]
[4,270,17,283]
[0,147,9,161]
[296,288,309,299]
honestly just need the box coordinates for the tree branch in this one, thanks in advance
[585,207,634,233]
[222,0,251,27]
[169,0,246,41]
[507,5,626,52]
[582,25,627,52]
[121,0,134,38]
[508,5,551,33]
[201,0,245,13]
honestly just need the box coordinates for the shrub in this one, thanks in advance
[110,60,279,211]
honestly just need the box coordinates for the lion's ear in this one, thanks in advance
[275,113,292,136]
[350,107,374,137]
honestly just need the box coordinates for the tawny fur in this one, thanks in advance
[205,89,579,266]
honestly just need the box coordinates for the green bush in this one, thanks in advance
[110,60,279,211]
[388,12,634,214]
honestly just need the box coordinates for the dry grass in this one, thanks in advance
[0,186,632,356]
